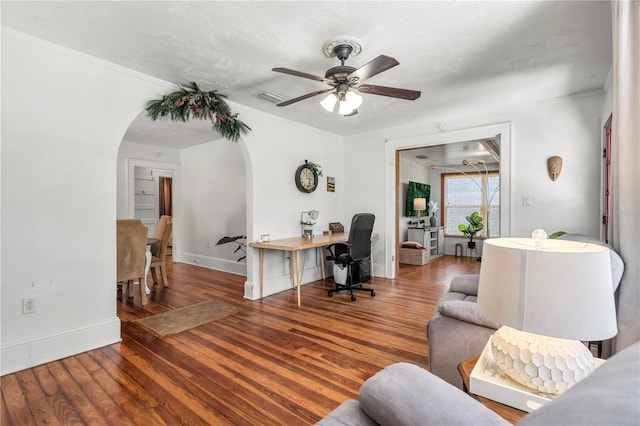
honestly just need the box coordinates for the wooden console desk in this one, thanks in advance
[249,232,376,308]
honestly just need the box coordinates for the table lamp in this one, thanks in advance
[476,234,617,395]
[413,198,426,225]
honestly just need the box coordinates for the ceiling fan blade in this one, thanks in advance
[276,88,333,107]
[272,67,333,84]
[357,84,421,100]
[347,55,399,83]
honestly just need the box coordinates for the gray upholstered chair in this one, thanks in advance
[427,234,625,389]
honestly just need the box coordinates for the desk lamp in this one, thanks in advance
[413,198,426,226]
[476,233,616,395]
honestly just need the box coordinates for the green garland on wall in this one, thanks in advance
[146,82,251,142]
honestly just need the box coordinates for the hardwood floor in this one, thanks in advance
[2,255,480,425]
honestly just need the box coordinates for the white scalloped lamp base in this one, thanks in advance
[490,325,595,395]
[470,333,606,412]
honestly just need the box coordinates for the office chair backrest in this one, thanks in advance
[348,213,375,260]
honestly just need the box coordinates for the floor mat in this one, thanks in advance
[134,299,243,337]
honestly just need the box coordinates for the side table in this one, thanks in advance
[458,356,527,424]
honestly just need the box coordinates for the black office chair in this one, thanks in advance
[325,213,376,301]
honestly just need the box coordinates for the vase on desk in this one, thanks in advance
[430,214,438,226]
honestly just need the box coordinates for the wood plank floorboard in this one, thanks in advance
[2,254,480,425]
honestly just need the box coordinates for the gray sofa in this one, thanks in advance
[316,341,640,425]
[427,234,626,389]
[426,274,498,389]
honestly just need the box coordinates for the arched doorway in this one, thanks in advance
[116,111,252,298]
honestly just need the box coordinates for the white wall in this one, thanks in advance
[234,106,345,299]
[180,140,247,276]
[1,29,173,375]
[344,90,607,276]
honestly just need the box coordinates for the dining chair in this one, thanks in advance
[149,219,172,288]
[116,219,148,305]
[150,215,172,253]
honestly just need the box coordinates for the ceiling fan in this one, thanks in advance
[272,37,421,116]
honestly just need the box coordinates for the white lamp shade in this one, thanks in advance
[344,90,363,110]
[477,238,617,341]
[320,93,338,112]
[338,100,354,115]
[413,198,427,211]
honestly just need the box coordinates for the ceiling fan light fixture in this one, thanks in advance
[320,93,338,112]
[344,90,363,110]
[338,100,355,116]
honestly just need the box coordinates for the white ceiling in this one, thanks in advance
[2,1,612,150]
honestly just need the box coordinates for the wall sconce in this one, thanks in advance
[547,156,563,181]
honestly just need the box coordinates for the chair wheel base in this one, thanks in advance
[326,281,375,302]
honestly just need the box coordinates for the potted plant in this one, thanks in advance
[215,235,247,262]
[458,211,484,249]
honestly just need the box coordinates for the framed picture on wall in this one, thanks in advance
[327,176,335,192]
[406,181,431,217]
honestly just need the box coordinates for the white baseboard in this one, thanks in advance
[1,317,121,376]
[181,252,247,276]
[243,265,325,300]
[243,261,382,300]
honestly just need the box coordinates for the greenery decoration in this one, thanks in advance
[549,231,567,239]
[306,161,323,177]
[406,181,430,217]
[146,82,251,142]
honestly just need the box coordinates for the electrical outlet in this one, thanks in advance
[22,297,36,314]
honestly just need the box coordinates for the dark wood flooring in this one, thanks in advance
[2,255,480,425]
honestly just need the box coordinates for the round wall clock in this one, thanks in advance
[295,163,318,193]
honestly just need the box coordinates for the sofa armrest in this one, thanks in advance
[359,363,509,426]
[449,274,481,295]
[438,300,501,329]
[315,400,377,426]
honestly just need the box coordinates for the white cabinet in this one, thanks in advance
[408,226,444,260]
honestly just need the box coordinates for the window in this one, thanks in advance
[443,172,500,238]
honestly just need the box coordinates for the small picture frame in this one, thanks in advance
[327,176,335,192]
